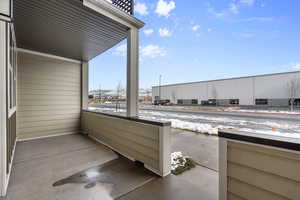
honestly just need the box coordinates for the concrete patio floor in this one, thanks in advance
[118,129,219,200]
[3,130,219,200]
[4,134,157,200]
[171,129,219,171]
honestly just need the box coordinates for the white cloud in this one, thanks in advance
[135,2,148,16]
[159,28,172,37]
[207,28,213,32]
[208,0,257,18]
[143,29,154,36]
[290,62,300,70]
[241,17,274,22]
[113,44,127,56]
[140,45,166,58]
[155,0,176,17]
[192,25,201,31]
[240,33,256,38]
[229,2,239,14]
[240,0,255,7]
[113,44,166,59]
[207,6,228,18]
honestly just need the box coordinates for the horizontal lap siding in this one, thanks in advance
[227,141,300,200]
[81,112,160,170]
[17,52,81,139]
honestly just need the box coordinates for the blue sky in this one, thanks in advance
[89,0,300,91]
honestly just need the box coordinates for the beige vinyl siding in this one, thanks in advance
[81,111,161,172]
[17,52,81,139]
[227,141,300,200]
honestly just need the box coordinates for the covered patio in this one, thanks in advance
[1,0,171,198]
[4,130,219,200]
[2,1,300,200]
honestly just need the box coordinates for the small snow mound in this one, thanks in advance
[171,152,196,175]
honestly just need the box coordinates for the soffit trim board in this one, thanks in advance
[83,0,145,29]
[16,48,82,64]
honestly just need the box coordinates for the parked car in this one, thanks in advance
[154,99,171,106]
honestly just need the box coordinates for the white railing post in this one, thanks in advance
[126,27,139,117]
[219,137,228,200]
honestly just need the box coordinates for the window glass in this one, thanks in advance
[255,99,268,105]
[230,99,239,105]
[8,25,16,111]
[0,0,10,16]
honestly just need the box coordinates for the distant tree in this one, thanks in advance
[146,89,151,101]
[286,78,300,111]
[171,90,176,104]
[116,82,122,111]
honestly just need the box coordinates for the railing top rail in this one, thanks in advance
[82,109,171,127]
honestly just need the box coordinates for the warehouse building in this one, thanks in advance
[152,71,300,106]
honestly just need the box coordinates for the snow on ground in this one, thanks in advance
[88,106,300,138]
[88,107,126,113]
[143,116,233,135]
[171,152,186,171]
[225,108,300,115]
[238,128,300,139]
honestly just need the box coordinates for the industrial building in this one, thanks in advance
[152,71,300,106]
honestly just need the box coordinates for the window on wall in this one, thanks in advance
[255,99,268,105]
[8,25,16,112]
[230,99,239,105]
[191,99,198,104]
[0,0,11,17]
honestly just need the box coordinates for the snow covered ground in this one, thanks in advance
[88,106,300,139]
[224,107,300,115]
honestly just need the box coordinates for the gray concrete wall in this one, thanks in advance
[81,111,171,176]
[17,51,81,139]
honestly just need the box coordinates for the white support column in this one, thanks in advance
[82,62,89,110]
[126,27,139,117]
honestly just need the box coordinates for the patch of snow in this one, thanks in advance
[141,110,248,125]
[171,152,187,171]
[90,106,300,138]
[225,108,300,115]
[142,116,234,135]
[88,107,126,113]
[239,128,300,139]
[251,121,300,130]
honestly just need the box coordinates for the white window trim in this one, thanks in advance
[0,21,7,197]
[7,23,16,116]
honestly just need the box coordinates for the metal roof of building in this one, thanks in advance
[152,71,300,88]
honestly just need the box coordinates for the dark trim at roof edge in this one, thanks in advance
[219,130,300,152]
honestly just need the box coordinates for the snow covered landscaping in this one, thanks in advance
[225,108,300,115]
[88,106,300,138]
